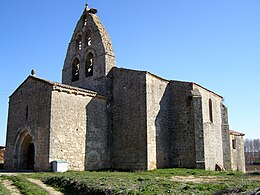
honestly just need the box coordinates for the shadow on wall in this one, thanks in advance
[155,83,172,169]
[85,96,109,170]
[155,82,197,169]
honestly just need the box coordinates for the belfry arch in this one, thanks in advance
[62,4,116,94]
[13,130,35,170]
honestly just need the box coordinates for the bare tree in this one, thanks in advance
[244,138,260,164]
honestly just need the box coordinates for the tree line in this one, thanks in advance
[244,138,260,165]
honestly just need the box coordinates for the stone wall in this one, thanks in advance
[230,133,246,172]
[0,149,4,164]
[146,73,171,169]
[169,81,196,168]
[5,77,52,170]
[221,104,231,170]
[194,84,224,171]
[191,89,205,169]
[0,148,5,169]
[49,87,108,171]
[85,96,109,170]
[111,68,147,170]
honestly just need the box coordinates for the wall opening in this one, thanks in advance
[178,159,183,167]
[83,15,87,27]
[27,143,35,170]
[14,131,35,170]
[26,105,29,120]
[86,30,92,47]
[85,52,94,77]
[72,58,80,82]
[209,98,213,123]
[76,34,82,51]
[232,139,236,149]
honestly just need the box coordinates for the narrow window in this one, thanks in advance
[26,105,29,120]
[76,35,82,51]
[232,139,236,149]
[178,159,183,167]
[83,15,87,27]
[72,58,80,81]
[86,52,94,77]
[209,98,213,123]
[86,30,92,46]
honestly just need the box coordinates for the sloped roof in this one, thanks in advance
[10,75,106,100]
[230,130,245,136]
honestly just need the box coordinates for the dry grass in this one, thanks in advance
[246,164,260,171]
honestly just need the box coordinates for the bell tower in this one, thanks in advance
[62,4,116,95]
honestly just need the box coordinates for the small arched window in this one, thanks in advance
[72,58,80,82]
[86,30,92,47]
[76,35,82,51]
[209,98,213,123]
[86,52,94,77]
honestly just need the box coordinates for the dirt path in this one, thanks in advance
[0,172,19,176]
[27,178,63,195]
[0,172,63,195]
[0,178,21,195]
[171,175,228,183]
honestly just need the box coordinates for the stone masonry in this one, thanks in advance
[229,130,246,172]
[4,4,245,172]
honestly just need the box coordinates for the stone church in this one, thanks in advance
[5,4,245,172]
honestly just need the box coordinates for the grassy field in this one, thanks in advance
[27,168,260,194]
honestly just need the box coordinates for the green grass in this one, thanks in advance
[0,182,10,195]
[27,168,260,194]
[1,175,48,195]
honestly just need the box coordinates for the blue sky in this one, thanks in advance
[0,0,259,145]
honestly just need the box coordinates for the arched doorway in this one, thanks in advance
[14,131,35,170]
